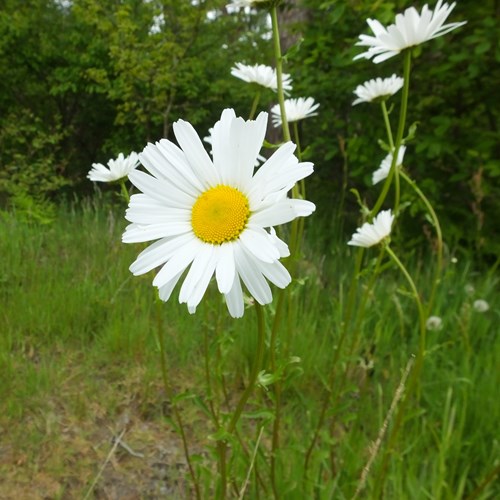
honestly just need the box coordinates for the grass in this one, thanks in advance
[0,200,498,499]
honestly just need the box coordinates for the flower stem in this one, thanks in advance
[381,100,394,150]
[249,91,261,120]
[119,179,130,203]
[371,50,411,217]
[271,5,290,144]
[155,299,201,499]
[372,245,427,497]
[227,303,266,433]
[400,170,443,312]
[217,303,266,499]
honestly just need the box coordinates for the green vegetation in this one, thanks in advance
[1,1,498,251]
[1,0,499,498]
[0,204,497,498]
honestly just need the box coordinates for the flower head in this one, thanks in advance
[231,63,292,93]
[373,146,406,185]
[473,299,489,313]
[426,315,443,331]
[354,1,466,63]
[348,209,394,248]
[271,97,320,127]
[352,74,404,105]
[87,152,140,183]
[123,109,315,318]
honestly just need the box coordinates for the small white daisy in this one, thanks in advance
[473,299,489,313]
[426,315,443,331]
[372,146,407,185]
[348,209,394,248]
[123,109,315,318]
[271,97,320,127]
[231,62,292,93]
[352,75,404,105]
[354,0,466,63]
[87,152,140,183]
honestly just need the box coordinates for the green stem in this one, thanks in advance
[373,245,427,498]
[218,304,266,499]
[249,91,261,120]
[400,171,443,312]
[371,50,411,217]
[381,100,394,150]
[269,289,287,499]
[119,179,130,203]
[227,303,266,433]
[271,5,290,144]
[303,248,365,478]
[155,300,201,500]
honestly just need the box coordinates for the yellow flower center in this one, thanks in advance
[191,185,250,244]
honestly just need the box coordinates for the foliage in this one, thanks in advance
[0,0,498,246]
[0,205,498,497]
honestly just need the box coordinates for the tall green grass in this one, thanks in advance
[0,201,498,498]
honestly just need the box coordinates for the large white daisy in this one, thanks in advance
[87,152,140,183]
[231,63,292,93]
[123,109,315,318]
[354,1,466,63]
[348,209,394,248]
[271,97,320,127]
[352,75,404,106]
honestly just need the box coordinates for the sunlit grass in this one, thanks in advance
[0,201,498,498]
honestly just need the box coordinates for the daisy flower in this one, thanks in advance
[354,0,467,63]
[372,145,406,185]
[271,97,320,127]
[87,152,140,183]
[123,109,315,318]
[231,62,292,93]
[348,209,394,248]
[352,75,404,105]
[426,315,443,331]
[473,299,489,313]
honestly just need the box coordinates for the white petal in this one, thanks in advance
[129,233,196,275]
[239,226,280,263]
[122,222,191,243]
[224,274,244,318]
[179,245,217,309]
[129,170,195,209]
[152,239,202,288]
[158,271,184,302]
[173,119,219,187]
[234,244,272,305]
[216,243,236,294]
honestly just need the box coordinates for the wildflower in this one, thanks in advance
[352,75,404,105]
[464,284,475,295]
[271,97,320,127]
[426,315,443,331]
[87,152,140,183]
[123,109,315,318]
[354,1,467,63]
[348,209,394,248]
[231,63,292,93]
[473,299,489,313]
[373,146,407,185]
